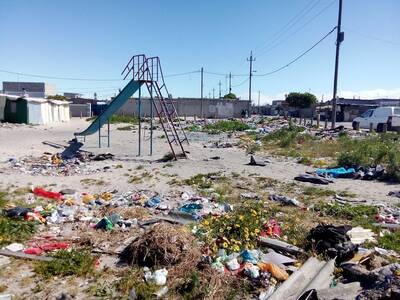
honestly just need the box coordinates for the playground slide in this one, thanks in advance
[75,79,142,136]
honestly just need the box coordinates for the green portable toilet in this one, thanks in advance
[4,96,29,123]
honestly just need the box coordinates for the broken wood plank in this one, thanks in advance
[0,249,53,262]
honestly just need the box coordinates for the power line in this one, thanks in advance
[254,26,337,77]
[164,70,200,77]
[0,27,336,87]
[0,69,123,81]
[254,0,322,53]
[229,0,322,73]
[256,0,336,59]
[203,70,228,76]
[231,77,249,87]
[0,68,200,81]
[343,27,400,46]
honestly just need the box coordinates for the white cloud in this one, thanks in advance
[338,88,400,100]
[239,91,287,105]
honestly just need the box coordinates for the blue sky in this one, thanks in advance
[0,0,399,103]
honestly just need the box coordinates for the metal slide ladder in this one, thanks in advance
[122,55,188,159]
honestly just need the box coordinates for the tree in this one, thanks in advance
[223,93,237,100]
[285,92,317,108]
[47,94,67,100]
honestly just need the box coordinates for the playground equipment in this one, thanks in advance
[75,54,188,159]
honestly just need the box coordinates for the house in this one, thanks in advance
[2,81,56,98]
[64,92,82,99]
[333,98,400,122]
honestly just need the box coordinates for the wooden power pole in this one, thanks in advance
[331,0,344,129]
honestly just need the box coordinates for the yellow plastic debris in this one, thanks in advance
[82,193,95,204]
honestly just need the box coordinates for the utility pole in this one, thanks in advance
[212,88,215,99]
[247,51,256,116]
[331,0,344,129]
[200,67,204,118]
[200,67,204,99]
[218,81,222,98]
[229,72,232,94]
[258,90,261,115]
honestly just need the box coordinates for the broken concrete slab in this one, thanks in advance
[259,236,305,256]
[300,259,335,294]
[0,249,53,262]
[269,257,325,300]
[316,282,361,300]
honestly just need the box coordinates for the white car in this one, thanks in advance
[352,107,400,132]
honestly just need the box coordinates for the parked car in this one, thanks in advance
[352,107,400,132]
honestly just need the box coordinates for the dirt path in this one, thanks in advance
[0,118,399,204]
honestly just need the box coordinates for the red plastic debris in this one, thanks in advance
[40,242,70,251]
[261,219,282,237]
[23,242,70,256]
[33,187,63,200]
[24,247,44,255]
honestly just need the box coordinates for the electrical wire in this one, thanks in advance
[254,0,322,53]
[204,26,336,79]
[343,27,400,46]
[0,68,200,81]
[164,70,200,77]
[0,69,123,81]
[256,0,336,59]
[254,26,337,77]
[231,77,249,87]
[203,70,228,76]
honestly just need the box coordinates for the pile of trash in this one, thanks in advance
[293,164,394,185]
[1,178,400,299]
[7,152,114,176]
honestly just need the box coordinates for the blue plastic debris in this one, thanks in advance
[240,249,259,264]
[145,196,162,208]
[316,167,356,178]
[179,203,203,214]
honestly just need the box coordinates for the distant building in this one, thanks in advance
[270,100,285,115]
[63,92,82,99]
[2,81,56,98]
[335,98,400,122]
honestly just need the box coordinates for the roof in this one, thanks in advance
[0,94,69,105]
[335,98,400,106]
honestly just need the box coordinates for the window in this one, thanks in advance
[394,108,400,115]
[361,110,373,118]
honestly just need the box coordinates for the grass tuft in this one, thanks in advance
[378,231,400,252]
[87,115,139,124]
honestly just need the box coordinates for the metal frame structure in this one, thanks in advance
[121,54,188,159]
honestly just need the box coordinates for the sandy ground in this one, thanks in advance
[0,118,399,205]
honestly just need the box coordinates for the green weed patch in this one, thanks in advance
[203,120,250,134]
[35,249,97,279]
[0,217,36,246]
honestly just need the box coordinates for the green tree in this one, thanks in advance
[47,94,67,100]
[285,92,317,108]
[223,93,237,100]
